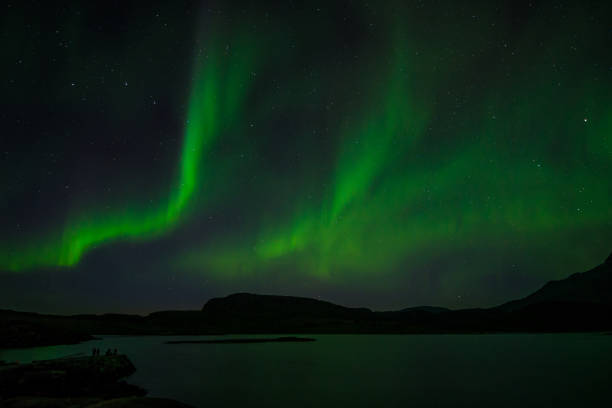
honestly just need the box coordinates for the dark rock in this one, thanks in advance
[399,306,450,314]
[0,355,142,399]
[1,397,194,408]
[1,396,103,407]
[0,315,93,348]
[88,397,195,407]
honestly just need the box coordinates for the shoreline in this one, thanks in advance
[0,354,194,408]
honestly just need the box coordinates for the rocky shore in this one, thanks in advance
[0,355,193,408]
[1,397,194,407]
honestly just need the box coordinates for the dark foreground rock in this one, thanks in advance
[1,397,194,408]
[0,355,143,399]
[0,356,194,407]
[0,397,101,407]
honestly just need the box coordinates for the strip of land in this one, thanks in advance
[166,336,315,344]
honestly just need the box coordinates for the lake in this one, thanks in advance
[2,334,611,407]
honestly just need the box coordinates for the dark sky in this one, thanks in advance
[1,0,611,314]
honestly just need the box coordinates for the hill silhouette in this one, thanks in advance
[1,251,611,347]
[202,292,371,317]
[400,306,450,314]
[499,251,612,311]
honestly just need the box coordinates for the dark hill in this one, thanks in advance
[202,293,371,317]
[400,306,450,314]
[200,293,373,333]
[499,251,612,311]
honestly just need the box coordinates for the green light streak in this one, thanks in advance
[2,2,610,304]
[175,19,611,285]
[0,36,256,272]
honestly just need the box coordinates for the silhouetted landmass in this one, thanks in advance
[499,252,612,311]
[1,397,194,407]
[400,306,450,314]
[199,293,373,333]
[166,336,316,344]
[0,355,194,407]
[0,314,94,348]
[202,292,371,316]
[0,355,142,399]
[1,251,610,347]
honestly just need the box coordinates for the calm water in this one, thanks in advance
[2,334,612,407]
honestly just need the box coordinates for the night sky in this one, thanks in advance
[1,0,610,314]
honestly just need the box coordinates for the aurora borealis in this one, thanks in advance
[0,25,256,271]
[1,1,611,313]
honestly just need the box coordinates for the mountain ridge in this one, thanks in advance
[498,251,611,311]
[1,251,611,347]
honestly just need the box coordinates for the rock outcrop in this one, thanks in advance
[0,355,142,399]
[1,397,194,408]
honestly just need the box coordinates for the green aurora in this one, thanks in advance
[176,7,612,287]
[0,32,259,271]
[0,1,610,310]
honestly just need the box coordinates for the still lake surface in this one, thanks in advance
[2,334,612,407]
